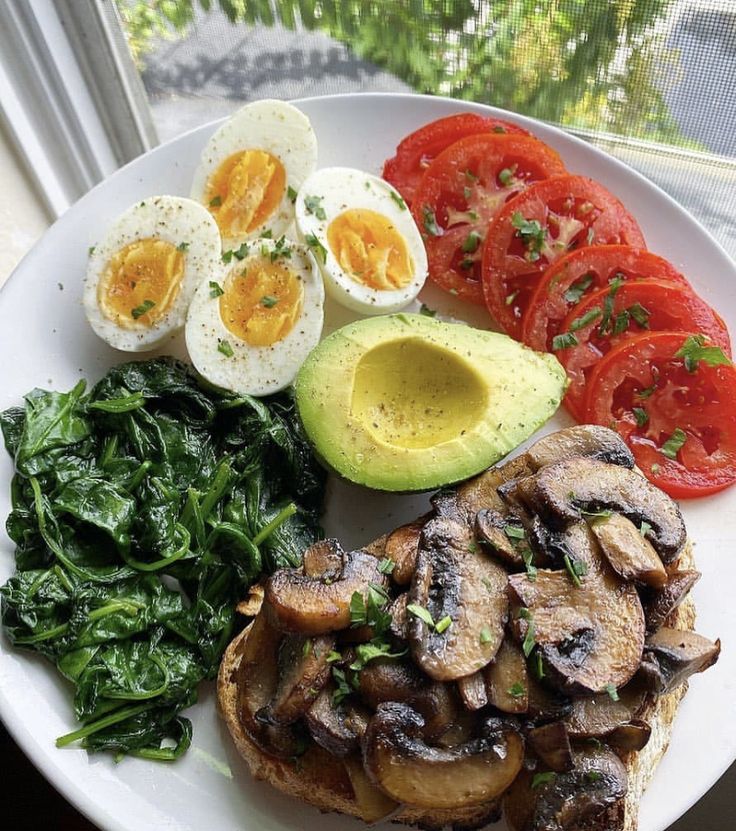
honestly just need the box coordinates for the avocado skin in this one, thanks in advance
[295,314,567,493]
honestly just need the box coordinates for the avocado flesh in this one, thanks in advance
[294,314,566,492]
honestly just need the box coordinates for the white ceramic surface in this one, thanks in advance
[0,94,734,831]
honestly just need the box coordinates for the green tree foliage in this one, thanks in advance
[117,0,686,145]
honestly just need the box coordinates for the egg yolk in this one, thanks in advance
[206,150,286,238]
[98,238,185,328]
[326,208,413,291]
[220,259,303,347]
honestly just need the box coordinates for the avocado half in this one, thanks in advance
[294,314,567,492]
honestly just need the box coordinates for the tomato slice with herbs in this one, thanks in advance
[584,331,736,498]
[482,176,646,337]
[382,113,530,204]
[411,134,566,305]
[521,246,691,352]
[556,279,731,420]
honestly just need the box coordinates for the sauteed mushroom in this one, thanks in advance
[590,513,667,588]
[306,685,370,757]
[384,519,425,585]
[639,628,721,694]
[524,425,634,471]
[484,638,529,715]
[457,672,489,711]
[527,721,573,772]
[645,569,700,633]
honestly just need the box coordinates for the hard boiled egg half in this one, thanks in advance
[191,100,317,250]
[294,167,428,314]
[186,237,324,396]
[84,196,221,351]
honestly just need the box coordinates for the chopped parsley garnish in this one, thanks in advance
[209,195,222,207]
[504,525,525,540]
[435,615,453,634]
[505,290,519,306]
[534,650,545,679]
[326,650,342,663]
[304,194,327,220]
[177,242,190,252]
[639,520,652,537]
[521,615,536,657]
[564,555,586,587]
[522,548,538,581]
[597,275,625,336]
[532,771,557,789]
[605,682,620,702]
[332,667,353,705]
[628,302,650,328]
[222,242,249,263]
[479,627,493,644]
[511,212,545,262]
[88,245,96,256]
[461,230,482,254]
[612,309,631,335]
[661,427,687,460]
[302,639,312,657]
[287,185,298,203]
[422,205,442,237]
[261,229,273,239]
[632,406,649,427]
[675,334,731,373]
[131,299,155,319]
[419,304,437,318]
[304,233,328,264]
[269,236,292,262]
[378,557,395,575]
[217,339,234,358]
[568,307,602,332]
[564,274,593,304]
[552,331,579,351]
[260,295,278,308]
[390,190,407,210]
[586,771,603,783]
[209,281,224,298]
[498,166,516,186]
[508,682,525,698]
[581,507,613,519]
[350,642,406,671]
[407,603,435,628]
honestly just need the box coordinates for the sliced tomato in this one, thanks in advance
[411,134,566,305]
[482,176,646,337]
[382,113,530,204]
[585,331,736,498]
[521,246,691,352]
[556,279,732,420]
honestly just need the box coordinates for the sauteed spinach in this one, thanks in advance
[0,358,324,759]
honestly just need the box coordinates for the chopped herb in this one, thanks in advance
[304,233,328,264]
[568,307,602,332]
[332,667,352,705]
[217,339,234,358]
[505,291,519,306]
[605,682,620,702]
[88,245,96,256]
[517,607,532,620]
[260,295,279,308]
[508,682,525,698]
[302,639,312,657]
[552,332,579,351]
[304,194,327,221]
[465,169,478,181]
[612,309,631,335]
[637,381,657,399]
[378,557,395,575]
[131,299,155,319]
[326,650,342,663]
[461,230,482,254]
[522,616,536,657]
[463,185,472,200]
[564,274,593,304]
[270,236,292,262]
[498,166,515,186]
[532,771,557,789]
[639,520,652,537]
[422,205,442,237]
[407,604,435,628]
[261,229,273,239]
[661,427,687,460]
[390,190,407,210]
[209,281,224,298]
[586,771,603,783]
[563,554,583,587]
[209,195,222,207]
[287,185,298,203]
[597,276,625,335]
[468,541,478,553]
[222,242,249,264]
[633,406,649,427]
[349,591,366,625]
[628,302,650,328]
[480,627,493,644]
[493,125,506,134]
[460,257,474,270]
[177,242,189,252]
[511,212,545,262]
[675,334,732,373]
[651,463,661,474]
[534,650,545,679]
[449,287,459,296]
[419,304,437,318]
[522,548,537,581]
[581,507,613,519]
[504,525,525,540]
[350,642,407,671]
[435,615,453,634]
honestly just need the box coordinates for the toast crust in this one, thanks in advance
[217,536,697,831]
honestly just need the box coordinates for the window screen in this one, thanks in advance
[115,0,736,256]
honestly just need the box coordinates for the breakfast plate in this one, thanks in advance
[0,92,734,831]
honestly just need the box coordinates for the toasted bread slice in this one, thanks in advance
[218,531,696,831]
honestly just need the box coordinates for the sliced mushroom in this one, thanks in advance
[526,458,686,562]
[535,520,602,573]
[256,633,335,725]
[388,592,408,643]
[524,425,634,471]
[484,638,529,715]
[527,721,573,772]
[457,671,488,711]
[236,609,301,758]
[357,658,459,740]
[645,568,700,633]
[504,746,627,831]
[303,538,344,578]
[590,513,667,588]
[409,515,508,680]
[343,754,399,823]
[265,547,387,634]
[236,582,264,617]
[384,519,425,585]
[526,674,573,724]
[475,508,528,568]
[606,718,651,752]
[306,685,370,757]
[509,555,646,695]
[639,627,721,694]
[563,678,648,738]
[362,703,524,809]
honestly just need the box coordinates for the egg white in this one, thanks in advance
[191,100,318,249]
[84,196,221,352]
[185,238,324,396]
[294,167,428,315]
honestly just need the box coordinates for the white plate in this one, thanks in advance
[1,93,734,831]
